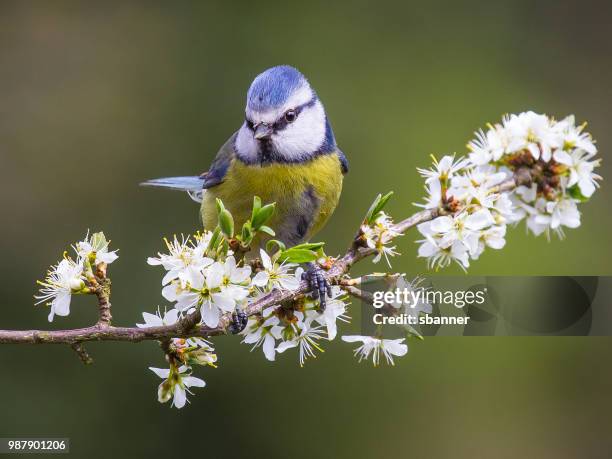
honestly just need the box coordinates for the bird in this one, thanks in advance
[142,65,348,320]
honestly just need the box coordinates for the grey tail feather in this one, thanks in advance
[140,176,205,192]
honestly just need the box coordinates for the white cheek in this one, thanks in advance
[235,124,258,161]
[272,101,326,160]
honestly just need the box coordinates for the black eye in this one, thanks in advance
[284,109,297,123]
[245,118,255,131]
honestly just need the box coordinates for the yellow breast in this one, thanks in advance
[201,154,344,246]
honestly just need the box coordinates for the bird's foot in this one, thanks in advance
[228,307,248,334]
[302,262,333,312]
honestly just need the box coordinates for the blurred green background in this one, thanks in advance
[1,1,611,457]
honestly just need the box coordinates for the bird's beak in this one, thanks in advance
[254,123,273,140]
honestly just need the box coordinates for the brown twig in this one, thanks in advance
[71,343,94,365]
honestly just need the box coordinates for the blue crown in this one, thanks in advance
[247,65,308,112]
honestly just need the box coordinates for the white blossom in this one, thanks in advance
[149,365,205,409]
[417,154,469,185]
[35,257,85,322]
[306,286,351,340]
[148,234,213,286]
[341,335,408,366]
[553,149,601,198]
[534,197,581,238]
[417,234,470,271]
[417,111,600,271]
[251,249,300,292]
[415,179,442,209]
[389,276,433,318]
[468,125,514,165]
[361,212,401,267]
[448,168,507,205]
[75,232,119,266]
[241,307,283,361]
[136,307,179,328]
[276,317,327,366]
[554,115,597,155]
[164,260,249,328]
[503,111,562,161]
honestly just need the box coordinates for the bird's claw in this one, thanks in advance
[228,307,248,334]
[302,263,333,312]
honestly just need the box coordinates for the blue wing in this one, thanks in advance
[140,132,237,201]
[337,148,349,174]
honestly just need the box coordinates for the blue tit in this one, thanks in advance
[142,65,348,309]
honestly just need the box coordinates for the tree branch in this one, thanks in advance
[0,174,528,346]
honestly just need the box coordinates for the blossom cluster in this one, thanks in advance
[360,212,401,267]
[416,111,601,270]
[34,232,118,322]
[140,308,216,409]
[241,283,350,366]
[144,231,356,407]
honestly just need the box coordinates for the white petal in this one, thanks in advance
[162,284,178,302]
[200,303,220,328]
[326,320,338,340]
[276,340,298,353]
[465,209,493,230]
[430,216,453,233]
[578,177,595,198]
[553,150,572,166]
[161,270,177,286]
[259,249,272,270]
[263,335,276,361]
[98,251,118,264]
[183,376,206,388]
[341,335,368,344]
[418,240,439,258]
[52,292,72,317]
[243,329,262,344]
[175,293,199,311]
[212,292,235,312]
[252,271,269,287]
[164,309,179,325]
[149,367,170,379]
[279,276,300,291]
[231,266,252,284]
[384,339,408,357]
[138,312,163,327]
[173,385,187,409]
[206,263,225,288]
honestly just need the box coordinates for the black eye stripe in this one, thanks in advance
[272,96,318,131]
[245,96,318,134]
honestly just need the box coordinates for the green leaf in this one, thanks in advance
[220,238,229,257]
[215,198,225,214]
[241,222,253,243]
[258,225,275,236]
[266,239,286,254]
[278,248,318,263]
[290,242,325,251]
[365,191,394,223]
[403,324,424,339]
[568,184,589,202]
[207,227,221,252]
[252,203,276,229]
[218,209,234,238]
[251,196,262,222]
[365,193,382,223]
